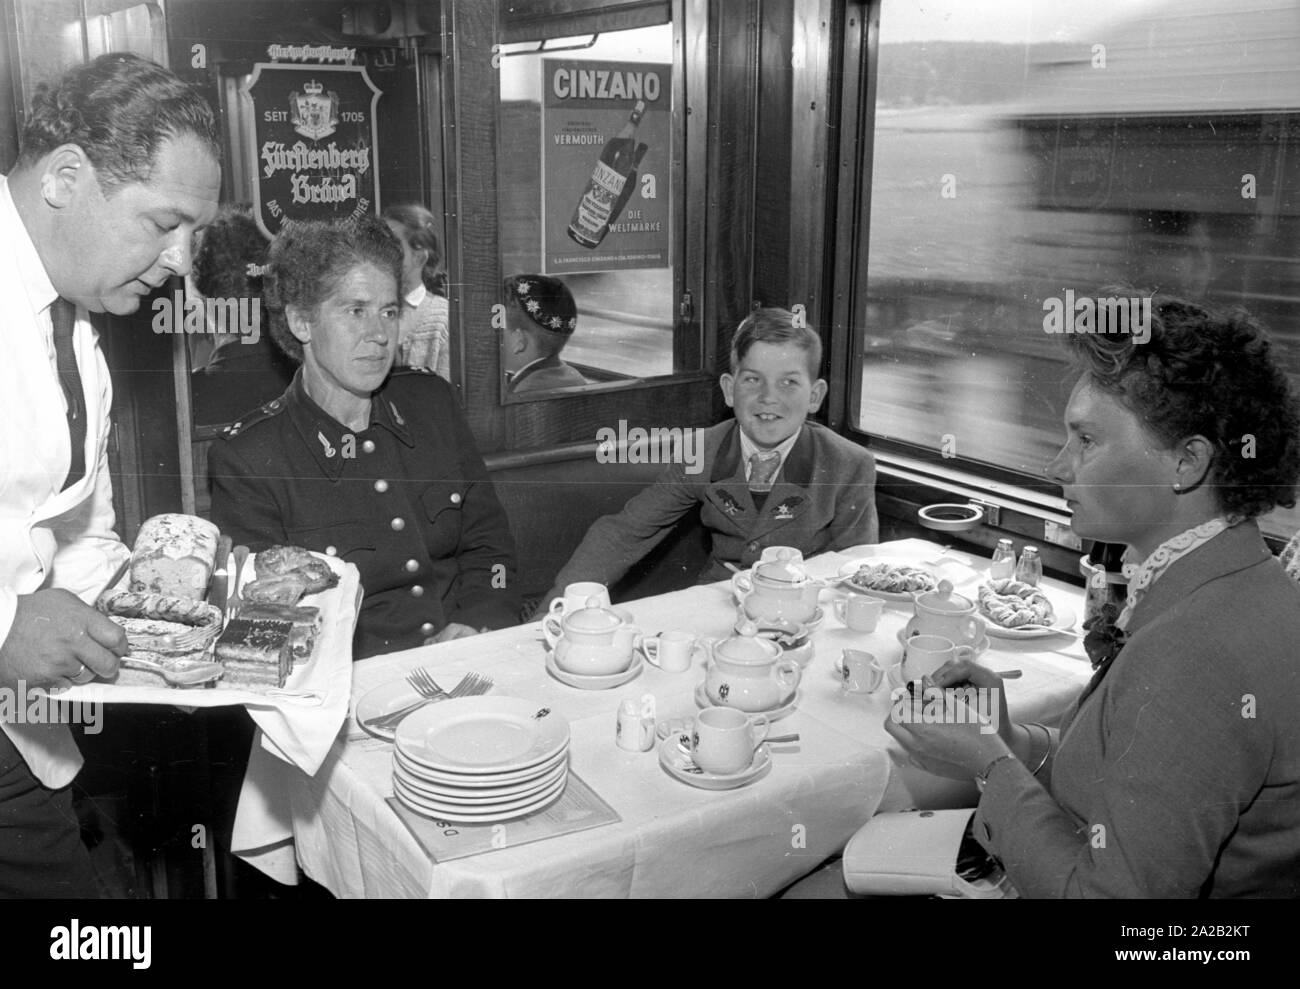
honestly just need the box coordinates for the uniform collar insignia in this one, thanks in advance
[771,495,803,519]
[388,401,405,426]
[317,430,336,458]
[716,490,744,517]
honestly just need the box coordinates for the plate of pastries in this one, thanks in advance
[837,559,939,600]
[94,513,346,691]
[976,578,1076,638]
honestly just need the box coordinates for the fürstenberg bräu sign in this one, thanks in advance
[240,51,381,239]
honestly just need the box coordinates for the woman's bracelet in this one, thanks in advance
[1025,722,1053,776]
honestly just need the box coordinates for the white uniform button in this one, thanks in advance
[410,585,424,598]
[325,546,337,556]
[420,622,435,635]
[362,439,376,454]
[450,492,462,505]
[374,479,389,493]
[405,559,419,573]
[391,517,406,532]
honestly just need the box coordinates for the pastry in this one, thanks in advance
[978,579,1056,628]
[96,589,222,654]
[215,617,293,687]
[848,563,937,594]
[238,603,320,663]
[129,514,220,600]
[241,573,310,606]
[254,546,338,594]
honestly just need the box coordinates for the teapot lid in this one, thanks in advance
[715,619,783,663]
[565,598,623,631]
[753,557,808,584]
[915,579,971,613]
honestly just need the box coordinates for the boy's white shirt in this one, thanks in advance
[737,424,802,481]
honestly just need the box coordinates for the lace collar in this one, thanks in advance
[1116,516,1236,631]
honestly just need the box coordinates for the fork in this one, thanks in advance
[361,670,447,729]
[364,671,493,729]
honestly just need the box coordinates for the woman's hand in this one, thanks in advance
[927,659,1015,751]
[426,622,482,644]
[882,676,1013,781]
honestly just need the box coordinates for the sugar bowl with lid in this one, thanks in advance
[902,579,982,647]
[543,597,644,676]
[702,620,802,712]
[731,554,822,625]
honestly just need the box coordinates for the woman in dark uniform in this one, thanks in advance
[208,217,520,658]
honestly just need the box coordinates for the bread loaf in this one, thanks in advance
[129,514,220,601]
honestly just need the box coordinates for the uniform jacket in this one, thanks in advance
[208,368,521,659]
[551,419,879,591]
[976,521,1300,897]
[1,174,129,786]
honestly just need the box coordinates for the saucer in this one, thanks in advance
[545,651,643,690]
[693,681,798,721]
[896,628,990,655]
[658,734,772,790]
[739,605,825,631]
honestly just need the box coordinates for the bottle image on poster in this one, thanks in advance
[541,59,670,274]
[567,100,648,249]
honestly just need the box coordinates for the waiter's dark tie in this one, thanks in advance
[50,297,86,490]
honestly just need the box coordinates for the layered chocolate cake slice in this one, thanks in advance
[216,617,294,688]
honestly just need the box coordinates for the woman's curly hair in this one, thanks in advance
[1065,292,1300,519]
[262,216,404,363]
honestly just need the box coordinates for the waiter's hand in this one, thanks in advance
[0,589,127,690]
[426,622,482,645]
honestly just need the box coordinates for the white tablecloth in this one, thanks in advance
[233,539,1093,896]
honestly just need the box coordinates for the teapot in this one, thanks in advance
[902,579,981,647]
[730,554,822,625]
[543,598,644,676]
[703,620,802,712]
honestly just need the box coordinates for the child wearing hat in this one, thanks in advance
[502,274,589,393]
[541,307,878,607]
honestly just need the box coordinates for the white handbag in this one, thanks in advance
[841,808,1018,898]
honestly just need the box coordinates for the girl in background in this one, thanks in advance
[383,203,450,381]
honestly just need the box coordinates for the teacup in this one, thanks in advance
[837,648,895,693]
[642,631,698,673]
[834,594,884,632]
[690,706,770,775]
[548,582,611,618]
[902,634,975,681]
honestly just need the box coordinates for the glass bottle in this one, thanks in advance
[990,539,1016,580]
[1015,545,1043,586]
[567,101,649,248]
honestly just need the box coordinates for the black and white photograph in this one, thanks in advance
[0,0,1296,958]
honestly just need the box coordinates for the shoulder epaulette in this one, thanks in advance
[221,395,287,438]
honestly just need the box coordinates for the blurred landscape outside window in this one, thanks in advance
[855,0,1300,537]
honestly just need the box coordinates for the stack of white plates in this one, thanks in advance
[392,697,571,823]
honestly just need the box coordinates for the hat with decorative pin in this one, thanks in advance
[505,274,578,335]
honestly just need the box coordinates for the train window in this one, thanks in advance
[845,0,1300,538]
[495,18,684,401]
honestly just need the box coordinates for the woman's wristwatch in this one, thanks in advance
[975,753,1017,792]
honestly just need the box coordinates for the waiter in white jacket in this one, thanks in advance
[0,53,220,897]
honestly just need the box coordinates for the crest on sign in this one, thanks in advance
[290,79,339,141]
